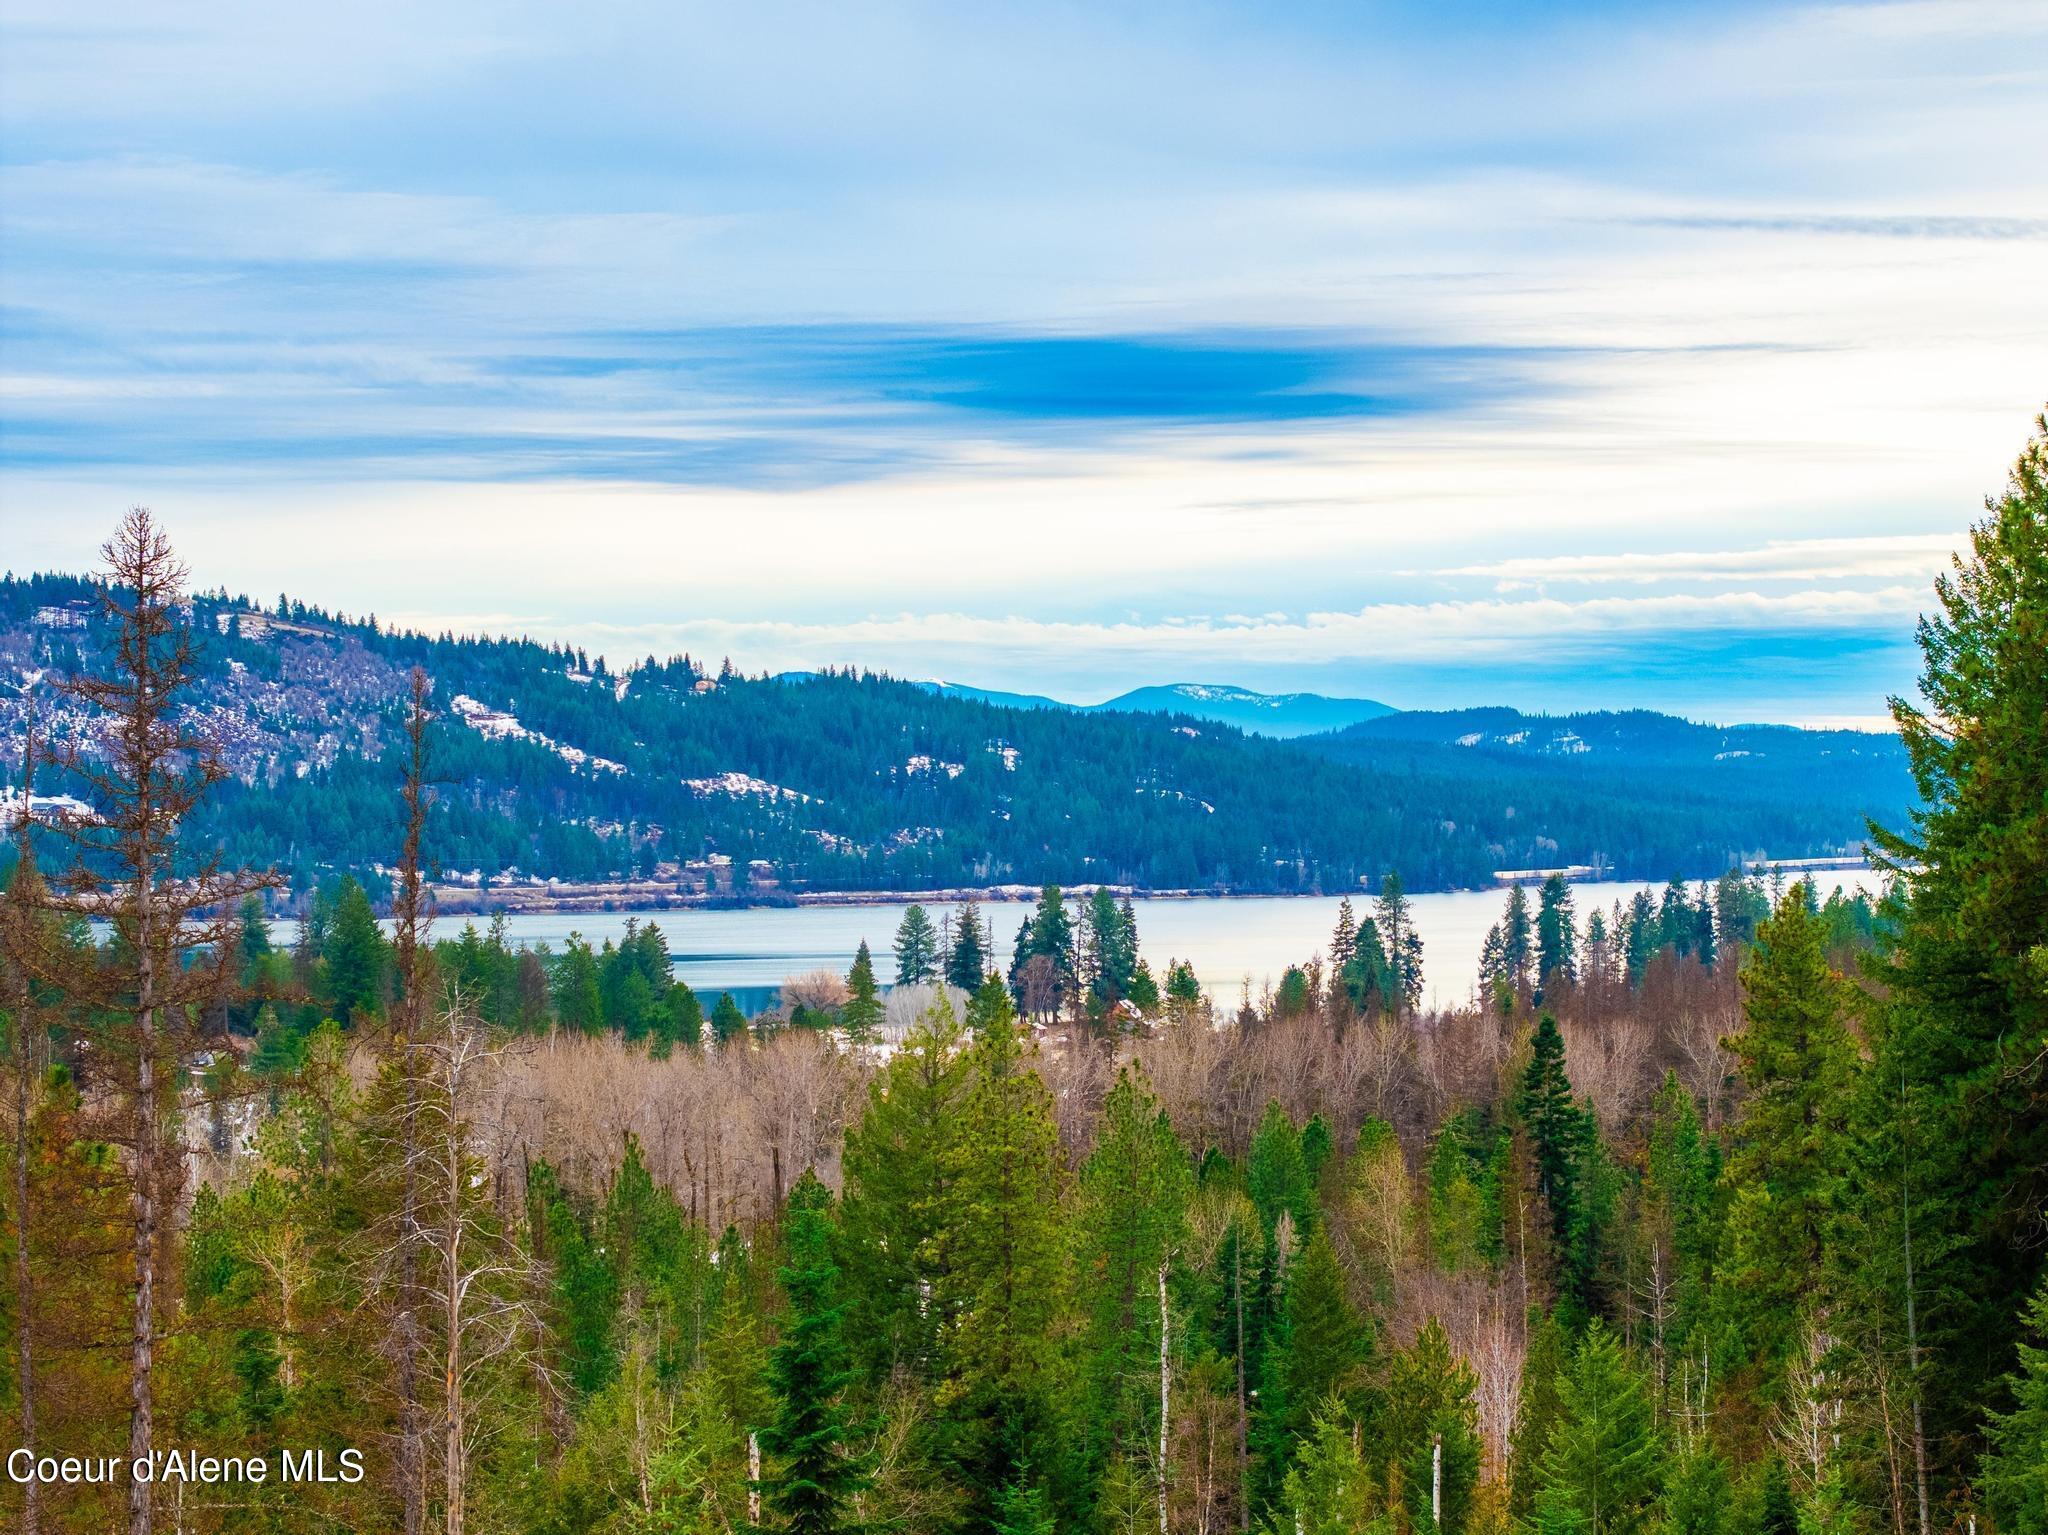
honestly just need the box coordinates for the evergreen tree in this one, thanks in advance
[323,875,390,1025]
[1376,871,1425,1018]
[1263,1406,1385,1535]
[1868,413,2048,1461]
[1723,885,1856,1371]
[1502,883,1535,995]
[1269,1227,1365,1452]
[553,934,604,1034]
[1330,898,1359,974]
[892,904,940,986]
[1387,1318,1482,1535]
[1247,1102,1315,1243]
[946,900,988,991]
[1077,1064,1192,1501]
[710,991,748,1044]
[837,989,970,1380]
[842,940,884,1047]
[1982,1278,2048,1535]
[758,1170,870,1535]
[1519,1014,1592,1305]
[1661,1446,1730,1535]
[947,977,1067,1516]
[1537,874,1578,996]
[1692,885,1718,970]
[1536,1319,1662,1535]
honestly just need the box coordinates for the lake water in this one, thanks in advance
[408,870,1887,1013]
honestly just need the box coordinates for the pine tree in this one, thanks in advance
[1077,1064,1192,1491]
[1247,1102,1315,1243]
[1376,872,1425,1018]
[1276,1227,1365,1442]
[1867,412,2048,1463]
[946,900,988,991]
[948,977,1067,1520]
[842,940,884,1048]
[1981,1278,2048,1535]
[1535,1319,1662,1535]
[1502,884,1534,996]
[1387,1318,1482,1535]
[1692,885,1718,970]
[892,904,940,986]
[322,874,390,1025]
[1723,886,1856,1371]
[838,988,970,1381]
[1331,898,1359,974]
[1661,1447,1730,1535]
[44,509,280,1535]
[1519,1014,1592,1304]
[1511,1311,1571,1524]
[1263,1406,1385,1535]
[1537,874,1578,998]
[710,991,748,1044]
[759,1170,870,1535]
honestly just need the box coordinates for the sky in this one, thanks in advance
[2,1,2045,727]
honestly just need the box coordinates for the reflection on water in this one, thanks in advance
[361,871,1884,1012]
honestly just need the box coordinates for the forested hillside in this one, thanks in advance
[0,418,2043,1535]
[0,579,1907,901]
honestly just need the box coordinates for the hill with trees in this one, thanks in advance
[0,583,1908,902]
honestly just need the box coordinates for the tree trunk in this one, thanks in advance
[1234,1236,1248,1535]
[128,886,157,1535]
[1159,1260,1171,1535]
[13,983,38,1535]
[1902,1150,1930,1535]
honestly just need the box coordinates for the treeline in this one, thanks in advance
[2,416,2045,1535]
[0,575,1912,899]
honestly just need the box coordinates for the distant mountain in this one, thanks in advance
[1325,705,1900,767]
[1,574,1913,897]
[1302,708,1912,865]
[914,679,1397,738]
[1094,684,1397,738]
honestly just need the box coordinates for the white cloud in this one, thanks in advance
[1444,534,1964,586]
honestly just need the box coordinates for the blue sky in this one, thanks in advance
[2,0,2045,725]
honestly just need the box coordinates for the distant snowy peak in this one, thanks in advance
[909,678,1395,737]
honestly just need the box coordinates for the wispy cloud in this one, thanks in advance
[3,0,2044,721]
[1444,535,1962,587]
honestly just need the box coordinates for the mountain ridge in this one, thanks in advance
[912,678,1397,738]
[1,573,1912,898]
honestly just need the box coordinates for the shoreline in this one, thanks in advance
[419,858,1879,918]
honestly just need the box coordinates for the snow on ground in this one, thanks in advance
[684,770,812,802]
[449,694,626,774]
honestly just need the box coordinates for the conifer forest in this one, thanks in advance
[1,416,2044,1535]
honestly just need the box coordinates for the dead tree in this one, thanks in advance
[390,667,436,1535]
[42,508,280,1535]
[2,727,49,1535]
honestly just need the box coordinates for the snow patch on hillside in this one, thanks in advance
[449,694,626,775]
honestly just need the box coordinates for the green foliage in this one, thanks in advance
[1723,886,1857,1372]
[893,903,939,986]
[759,1170,870,1535]
[1248,1101,1315,1243]
[1982,1279,2048,1535]
[1262,1406,1387,1535]
[1077,1063,1192,1482]
[946,899,988,991]
[1387,1319,1482,1535]
[842,939,884,1046]
[320,874,389,1025]
[1536,1319,1663,1535]
[709,991,747,1044]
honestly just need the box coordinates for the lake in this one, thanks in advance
[401,870,1887,1013]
